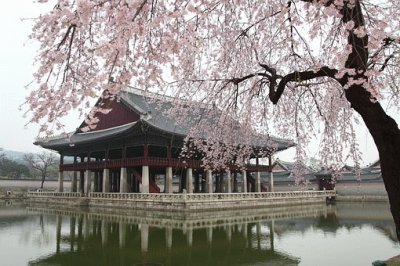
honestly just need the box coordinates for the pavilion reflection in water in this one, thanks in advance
[27,202,396,266]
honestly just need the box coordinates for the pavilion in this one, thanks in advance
[34,88,295,195]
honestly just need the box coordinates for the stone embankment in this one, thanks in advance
[0,179,389,204]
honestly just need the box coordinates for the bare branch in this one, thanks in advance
[270,66,338,104]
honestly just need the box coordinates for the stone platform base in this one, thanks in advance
[27,191,336,212]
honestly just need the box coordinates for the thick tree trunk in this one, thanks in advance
[345,84,400,241]
[41,175,45,189]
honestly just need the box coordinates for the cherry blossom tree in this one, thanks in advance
[26,1,400,239]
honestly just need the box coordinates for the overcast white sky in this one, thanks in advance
[0,1,392,166]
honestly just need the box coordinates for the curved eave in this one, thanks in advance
[34,122,139,150]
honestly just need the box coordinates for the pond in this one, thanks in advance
[0,201,398,266]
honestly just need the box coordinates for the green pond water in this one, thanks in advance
[0,201,398,266]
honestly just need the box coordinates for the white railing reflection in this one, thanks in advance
[28,190,335,201]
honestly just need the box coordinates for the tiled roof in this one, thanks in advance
[35,88,295,151]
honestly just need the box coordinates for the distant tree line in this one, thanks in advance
[0,148,59,183]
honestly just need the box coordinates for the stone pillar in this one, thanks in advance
[269,171,274,192]
[141,224,149,252]
[226,170,232,193]
[71,171,78,192]
[58,171,64,192]
[186,168,193,193]
[103,169,110,192]
[120,168,128,193]
[242,170,247,193]
[206,170,213,193]
[255,171,261,192]
[233,172,238,192]
[166,227,173,249]
[85,170,92,195]
[141,166,149,193]
[165,167,173,193]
